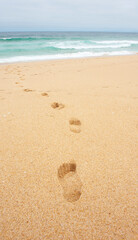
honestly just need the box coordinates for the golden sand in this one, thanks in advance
[0,55,138,239]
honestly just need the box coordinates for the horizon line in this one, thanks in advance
[0,30,138,33]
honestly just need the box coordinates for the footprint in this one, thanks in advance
[58,162,82,202]
[41,92,49,97]
[24,88,33,92]
[51,102,65,110]
[69,118,81,133]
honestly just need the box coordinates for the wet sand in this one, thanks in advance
[0,55,138,239]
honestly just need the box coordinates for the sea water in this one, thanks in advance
[0,31,138,63]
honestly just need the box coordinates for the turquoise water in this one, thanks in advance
[0,32,138,63]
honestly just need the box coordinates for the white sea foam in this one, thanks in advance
[0,38,12,40]
[0,51,135,63]
[52,43,131,49]
[94,40,138,44]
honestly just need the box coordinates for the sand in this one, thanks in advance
[0,55,138,239]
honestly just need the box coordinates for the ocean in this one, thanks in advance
[0,31,138,63]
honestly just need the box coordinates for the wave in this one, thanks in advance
[0,51,135,63]
[0,43,133,54]
[0,37,138,45]
[52,43,131,50]
[95,40,138,44]
[2,37,12,40]
[0,37,64,42]
[0,37,33,41]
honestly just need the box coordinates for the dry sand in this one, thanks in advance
[0,55,138,239]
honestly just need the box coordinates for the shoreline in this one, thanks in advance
[0,52,137,66]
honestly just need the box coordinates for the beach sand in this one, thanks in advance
[0,55,138,239]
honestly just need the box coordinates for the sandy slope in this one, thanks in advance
[0,55,138,239]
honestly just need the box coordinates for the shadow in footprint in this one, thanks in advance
[51,102,65,110]
[41,92,49,97]
[58,162,82,203]
[69,118,81,133]
[24,88,33,92]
